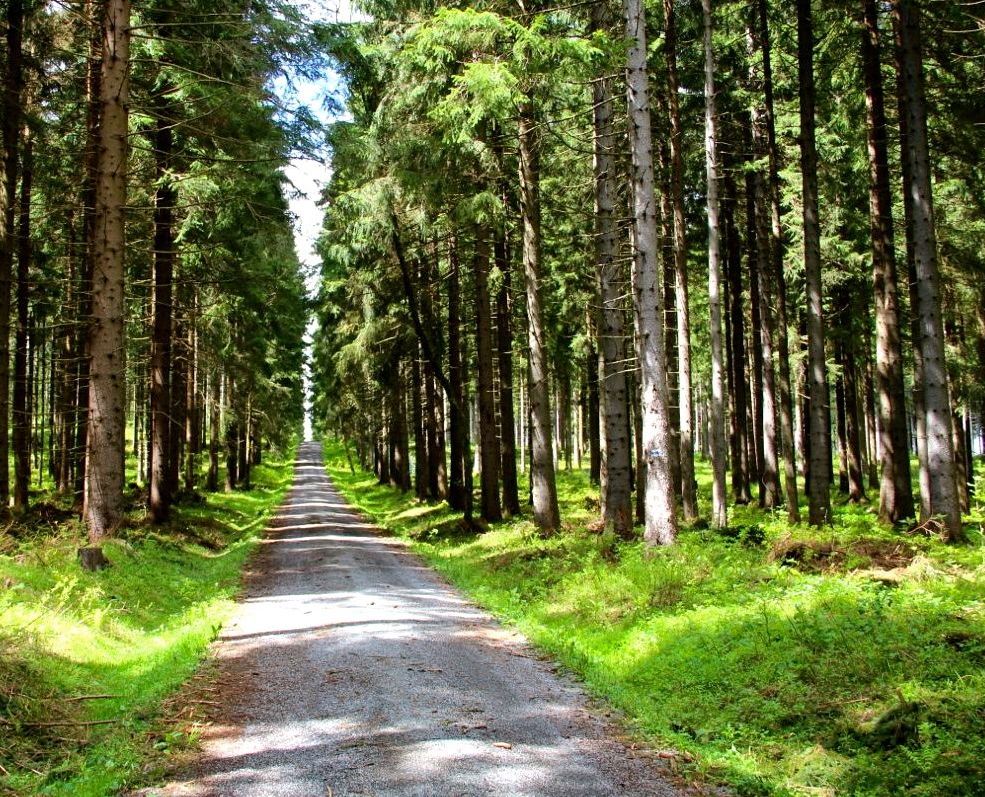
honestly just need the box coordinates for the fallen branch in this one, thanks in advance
[58,694,119,703]
[0,717,118,728]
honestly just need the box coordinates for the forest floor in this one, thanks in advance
[0,455,295,796]
[323,440,985,797]
[148,441,691,797]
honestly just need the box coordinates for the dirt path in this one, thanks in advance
[153,442,686,796]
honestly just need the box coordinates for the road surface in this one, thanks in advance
[153,441,686,796]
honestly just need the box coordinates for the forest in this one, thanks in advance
[313,0,985,546]
[0,0,309,792]
[309,0,985,794]
[0,0,983,794]
[0,0,309,556]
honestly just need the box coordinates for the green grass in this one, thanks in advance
[324,440,985,796]
[0,453,295,796]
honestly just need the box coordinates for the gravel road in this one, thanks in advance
[153,441,687,797]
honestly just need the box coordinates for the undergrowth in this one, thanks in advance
[0,454,294,796]
[324,439,985,796]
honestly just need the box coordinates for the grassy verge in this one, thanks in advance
[0,453,294,796]
[324,439,985,796]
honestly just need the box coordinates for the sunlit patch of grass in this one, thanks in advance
[0,453,295,796]
[324,439,985,796]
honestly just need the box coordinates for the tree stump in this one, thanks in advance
[78,546,110,571]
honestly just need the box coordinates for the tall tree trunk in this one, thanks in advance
[558,361,572,470]
[225,409,237,491]
[447,237,467,510]
[495,228,521,516]
[206,372,219,491]
[518,101,560,531]
[434,372,447,499]
[586,336,601,485]
[13,127,32,510]
[836,361,849,493]
[745,159,767,503]
[844,350,865,502]
[393,366,410,492]
[424,363,441,499]
[892,0,962,539]
[57,229,75,492]
[473,230,502,521]
[184,296,198,493]
[724,175,752,505]
[752,161,780,507]
[590,49,633,537]
[412,351,427,500]
[625,0,678,544]
[756,0,800,522]
[862,0,915,523]
[0,0,25,510]
[239,400,251,489]
[798,0,832,526]
[149,117,174,522]
[168,315,186,499]
[703,0,728,529]
[657,142,682,504]
[83,0,130,561]
[663,0,698,522]
[75,0,103,505]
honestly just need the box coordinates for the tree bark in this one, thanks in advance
[724,175,752,505]
[756,0,800,522]
[798,0,832,526]
[862,0,915,522]
[844,351,866,502]
[391,364,410,492]
[424,363,441,499]
[83,0,130,550]
[892,0,962,539]
[0,0,26,510]
[657,142,682,504]
[625,0,678,544]
[702,0,728,529]
[56,220,76,493]
[149,115,174,521]
[586,337,601,485]
[412,351,427,500]
[206,372,219,491]
[518,101,561,531]
[169,314,186,498]
[13,127,32,509]
[447,237,467,511]
[663,0,698,522]
[591,53,633,537]
[184,294,198,493]
[745,158,767,504]
[494,228,521,516]
[473,231,502,521]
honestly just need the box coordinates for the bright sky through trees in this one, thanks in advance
[282,0,365,439]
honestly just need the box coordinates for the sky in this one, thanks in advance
[281,0,365,438]
[283,0,363,283]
